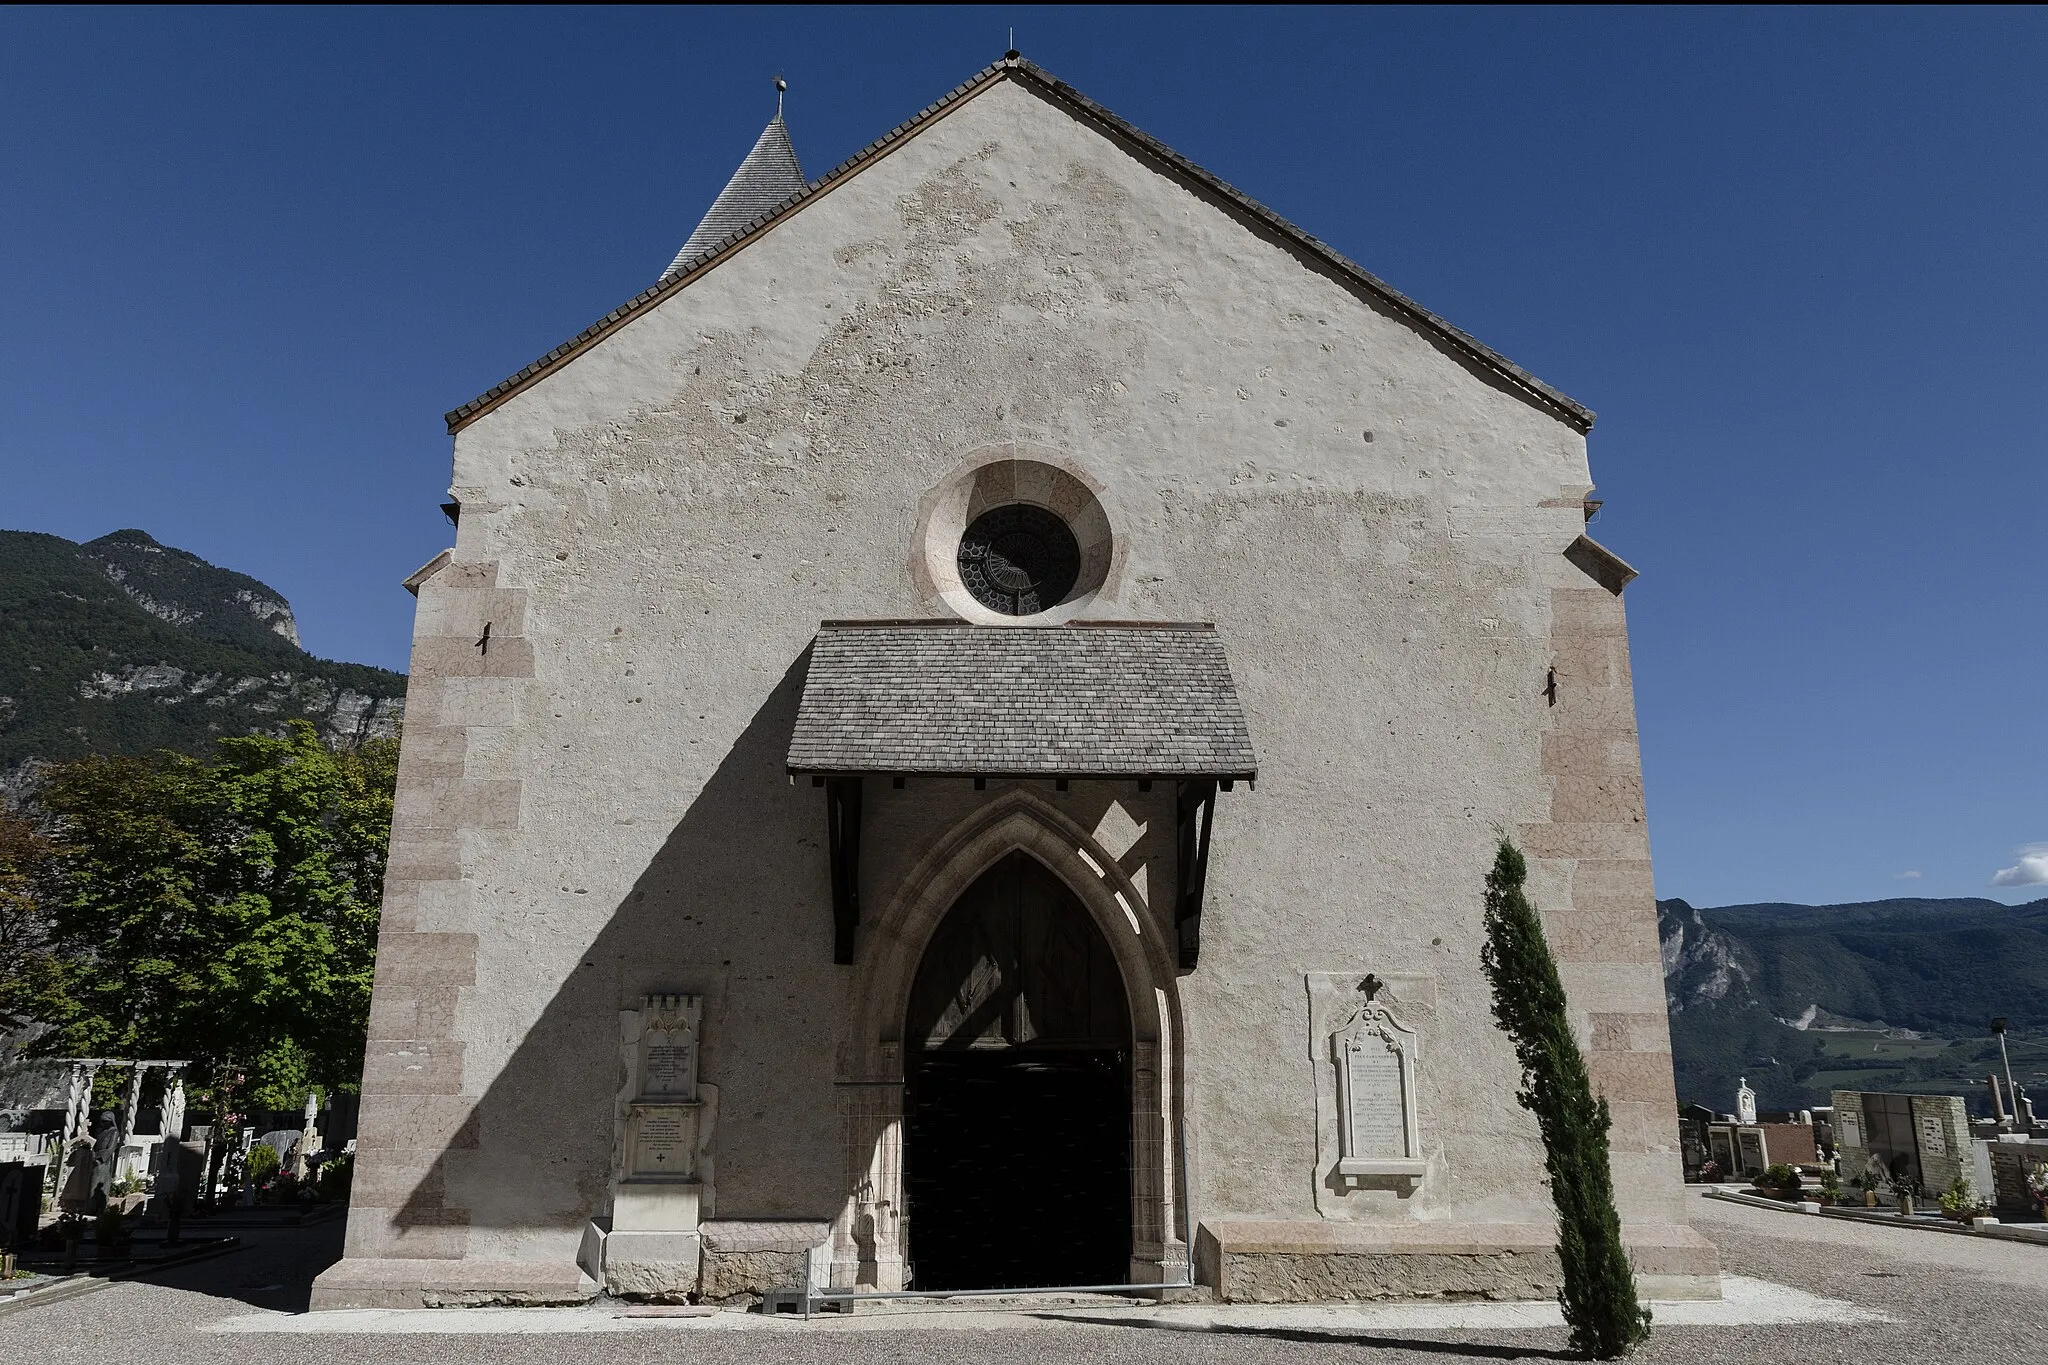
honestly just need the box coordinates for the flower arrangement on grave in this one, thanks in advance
[1937,1175,1987,1222]
[2024,1163,2048,1218]
[1756,1163,1802,1198]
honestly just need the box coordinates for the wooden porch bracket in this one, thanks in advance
[1175,779,1218,970]
[825,776,863,964]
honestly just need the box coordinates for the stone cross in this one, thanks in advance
[295,1091,320,1180]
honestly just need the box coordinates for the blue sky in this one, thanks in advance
[2,7,2041,907]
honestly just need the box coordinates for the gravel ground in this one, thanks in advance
[3,1189,2043,1365]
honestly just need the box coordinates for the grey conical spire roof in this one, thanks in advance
[661,114,806,280]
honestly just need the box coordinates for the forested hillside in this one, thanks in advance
[0,529,404,786]
[1660,896,2048,1114]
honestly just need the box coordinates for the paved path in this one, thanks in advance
[2,1189,2043,1364]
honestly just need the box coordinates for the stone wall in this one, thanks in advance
[318,70,1709,1306]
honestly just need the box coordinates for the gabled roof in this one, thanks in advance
[446,55,1593,434]
[660,115,805,282]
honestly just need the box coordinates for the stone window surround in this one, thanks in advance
[910,443,1122,626]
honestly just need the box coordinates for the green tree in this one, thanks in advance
[1480,839,1651,1359]
[0,808,60,1029]
[28,721,397,1111]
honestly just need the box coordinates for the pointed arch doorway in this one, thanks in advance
[902,850,1133,1290]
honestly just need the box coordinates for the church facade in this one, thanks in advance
[313,55,1716,1309]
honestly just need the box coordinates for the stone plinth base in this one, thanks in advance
[1619,1223,1723,1300]
[700,1219,833,1303]
[576,1219,703,1299]
[1196,1221,1720,1303]
[310,1258,597,1309]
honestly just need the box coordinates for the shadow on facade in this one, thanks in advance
[391,648,844,1241]
[384,644,1169,1265]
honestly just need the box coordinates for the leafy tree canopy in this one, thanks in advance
[21,721,396,1111]
[0,808,59,1030]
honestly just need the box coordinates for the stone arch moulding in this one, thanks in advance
[829,788,1187,1292]
[909,443,1126,625]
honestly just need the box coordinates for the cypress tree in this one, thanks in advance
[1480,839,1650,1358]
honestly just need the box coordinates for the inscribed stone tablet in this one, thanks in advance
[628,1104,698,1178]
[644,1044,696,1098]
[1345,1039,1407,1158]
[1918,1115,1947,1156]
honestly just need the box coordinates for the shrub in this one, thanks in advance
[244,1144,281,1185]
[1480,840,1651,1359]
[1759,1163,1801,1193]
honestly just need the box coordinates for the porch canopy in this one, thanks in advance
[789,619,1257,782]
[787,620,1257,968]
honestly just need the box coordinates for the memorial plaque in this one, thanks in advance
[1918,1114,1947,1157]
[644,1043,696,1098]
[636,994,702,1102]
[1737,1130,1765,1173]
[1328,978,1424,1185]
[626,1103,700,1179]
[1344,1039,1409,1158]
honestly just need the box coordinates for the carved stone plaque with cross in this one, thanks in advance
[621,994,703,1182]
[625,1102,701,1180]
[1330,978,1424,1188]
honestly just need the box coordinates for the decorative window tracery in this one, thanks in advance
[956,504,1081,616]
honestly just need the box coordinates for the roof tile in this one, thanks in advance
[787,622,1257,778]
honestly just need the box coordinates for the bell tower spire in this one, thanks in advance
[661,78,807,281]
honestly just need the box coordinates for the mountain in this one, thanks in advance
[0,529,404,790]
[1660,896,2048,1115]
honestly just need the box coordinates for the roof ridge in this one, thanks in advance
[445,55,1592,433]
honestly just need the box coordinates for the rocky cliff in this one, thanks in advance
[0,528,404,791]
[1659,896,2048,1112]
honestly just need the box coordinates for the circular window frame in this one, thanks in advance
[912,446,1119,626]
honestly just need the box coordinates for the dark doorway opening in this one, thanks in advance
[903,851,1132,1290]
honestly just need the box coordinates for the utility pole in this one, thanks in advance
[1994,1018,2020,1132]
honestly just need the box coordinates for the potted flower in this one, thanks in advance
[1753,1163,1803,1200]
[1938,1176,1987,1223]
